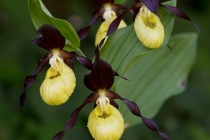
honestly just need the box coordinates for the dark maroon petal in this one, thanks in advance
[59,50,74,59]
[75,56,93,70]
[104,91,169,140]
[19,91,26,111]
[20,53,51,111]
[77,26,91,41]
[158,131,169,140]
[52,131,65,140]
[110,99,119,109]
[71,52,93,70]
[107,10,127,36]
[33,53,52,75]
[129,2,141,17]
[94,46,100,62]
[142,116,158,131]
[98,38,106,48]
[122,98,169,140]
[32,24,66,51]
[65,93,98,130]
[141,0,159,13]
[64,104,86,130]
[51,50,75,69]
[122,98,141,117]
[161,4,199,32]
[113,71,129,80]
[106,91,123,100]
[112,4,127,13]
[141,117,169,140]
[78,9,104,40]
[106,3,137,36]
[52,93,98,139]
[23,75,37,89]
[63,58,74,69]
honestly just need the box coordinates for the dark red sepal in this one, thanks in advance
[161,4,199,32]
[141,0,159,13]
[20,53,52,111]
[32,24,66,51]
[84,58,114,91]
[53,93,98,140]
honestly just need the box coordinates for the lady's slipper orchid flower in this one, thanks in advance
[95,3,126,46]
[88,101,124,140]
[78,0,127,45]
[132,0,199,49]
[107,0,199,49]
[20,24,92,110]
[53,48,169,140]
[40,58,76,105]
[134,5,164,49]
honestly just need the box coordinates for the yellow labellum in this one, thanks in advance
[87,104,124,140]
[95,11,126,46]
[134,5,164,49]
[40,61,76,105]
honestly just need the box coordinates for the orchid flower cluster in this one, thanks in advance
[20,0,198,139]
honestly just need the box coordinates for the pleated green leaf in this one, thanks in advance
[28,0,80,52]
[116,33,198,125]
[99,0,198,126]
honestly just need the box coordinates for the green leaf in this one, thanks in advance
[114,0,126,4]
[28,0,80,52]
[118,33,198,125]
[100,0,176,74]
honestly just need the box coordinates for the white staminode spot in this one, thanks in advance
[49,49,63,72]
[103,6,116,21]
[96,90,110,112]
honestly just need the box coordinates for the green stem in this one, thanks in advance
[75,48,86,57]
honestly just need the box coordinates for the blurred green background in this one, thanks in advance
[0,0,209,139]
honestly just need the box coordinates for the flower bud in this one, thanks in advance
[40,60,76,105]
[87,104,124,140]
[134,5,164,49]
[95,6,126,46]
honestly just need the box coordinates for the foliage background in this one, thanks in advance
[0,0,209,139]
